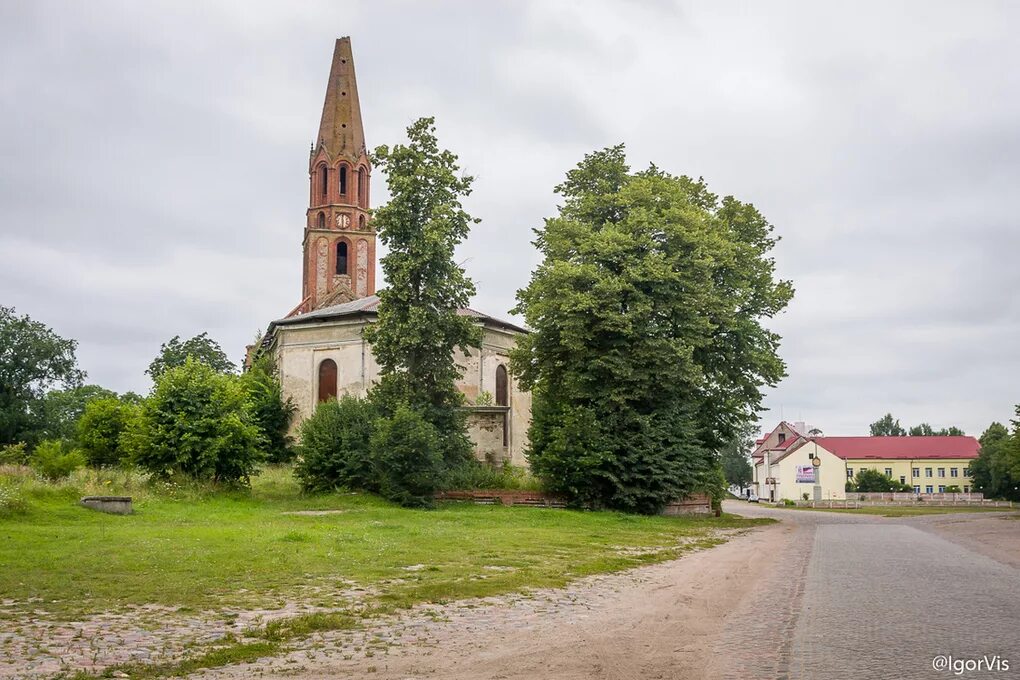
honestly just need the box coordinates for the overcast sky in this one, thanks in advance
[2,0,1018,437]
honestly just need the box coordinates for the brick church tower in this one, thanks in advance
[300,37,376,312]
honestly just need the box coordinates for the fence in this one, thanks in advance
[436,490,714,515]
[797,499,1013,509]
[847,492,985,502]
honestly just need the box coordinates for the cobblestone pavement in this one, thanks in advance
[720,502,1020,680]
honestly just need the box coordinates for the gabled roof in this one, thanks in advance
[268,294,529,334]
[751,421,805,457]
[788,436,979,461]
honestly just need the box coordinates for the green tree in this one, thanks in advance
[30,439,86,480]
[870,413,906,436]
[147,332,235,381]
[511,146,793,513]
[294,395,378,493]
[0,307,85,446]
[972,421,1011,499]
[35,384,117,442]
[130,358,263,484]
[852,468,911,492]
[240,354,296,464]
[77,397,138,467]
[363,117,481,468]
[371,405,444,508]
[907,423,964,436]
[720,424,756,489]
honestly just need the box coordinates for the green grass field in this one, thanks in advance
[0,466,771,622]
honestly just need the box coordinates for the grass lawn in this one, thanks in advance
[796,505,1016,518]
[0,467,771,622]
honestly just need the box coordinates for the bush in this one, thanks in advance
[31,440,86,480]
[853,468,913,493]
[442,460,543,491]
[241,355,297,464]
[371,405,443,508]
[944,485,962,493]
[0,478,28,516]
[294,395,377,493]
[77,397,138,467]
[0,442,29,465]
[130,359,264,484]
[782,498,796,507]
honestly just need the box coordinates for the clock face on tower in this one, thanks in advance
[336,213,351,229]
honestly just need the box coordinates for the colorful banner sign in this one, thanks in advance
[796,465,816,483]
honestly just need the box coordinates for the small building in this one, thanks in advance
[752,423,980,501]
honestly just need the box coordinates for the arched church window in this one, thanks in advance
[358,167,367,205]
[336,241,348,276]
[495,364,509,447]
[318,359,337,403]
[339,166,348,195]
[359,214,366,230]
[317,212,325,228]
[319,164,328,200]
[495,364,509,407]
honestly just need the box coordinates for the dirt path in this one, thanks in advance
[200,524,791,680]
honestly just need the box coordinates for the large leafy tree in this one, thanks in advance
[147,332,235,381]
[34,384,117,442]
[973,416,1020,501]
[240,354,297,464]
[720,424,756,490]
[870,413,906,436]
[363,117,482,467]
[0,306,85,446]
[511,146,793,513]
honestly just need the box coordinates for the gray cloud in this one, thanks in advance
[1,0,1018,436]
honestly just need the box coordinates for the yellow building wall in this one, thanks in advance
[844,458,975,492]
[774,442,847,501]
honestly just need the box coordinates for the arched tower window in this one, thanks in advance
[318,359,337,403]
[495,365,509,407]
[336,241,348,275]
[317,212,325,228]
[339,166,348,196]
[358,167,367,206]
[319,164,328,200]
[359,214,366,230]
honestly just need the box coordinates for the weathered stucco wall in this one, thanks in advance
[272,318,531,466]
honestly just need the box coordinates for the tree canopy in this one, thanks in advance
[364,117,481,469]
[972,416,1020,501]
[870,413,963,437]
[0,306,85,446]
[146,332,235,381]
[511,145,793,513]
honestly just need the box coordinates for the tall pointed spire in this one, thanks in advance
[317,37,365,159]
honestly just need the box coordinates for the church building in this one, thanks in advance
[260,38,531,466]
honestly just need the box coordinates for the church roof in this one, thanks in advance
[268,295,528,334]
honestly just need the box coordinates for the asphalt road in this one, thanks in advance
[718,501,1020,680]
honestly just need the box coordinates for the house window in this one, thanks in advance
[938,485,945,493]
[925,485,933,494]
[778,433,786,444]
[912,467,920,478]
[317,359,337,403]
[846,468,854,478]
[336,241,348,275]
[913,485,921,494]
[925,467,933,478]
[964,467,971,477]
[963,486,970,493]
[900,476,906,485]
[884,468,893,477]
[950,468,958,478]
[339,166,348,195]
[938,467,945,478]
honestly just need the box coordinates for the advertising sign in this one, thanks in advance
[796,465,816,483]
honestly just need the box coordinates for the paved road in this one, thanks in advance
[718,502,1020,680]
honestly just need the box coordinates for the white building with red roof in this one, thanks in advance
[752,424,980,502]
